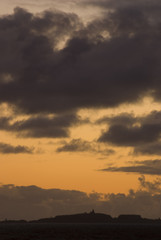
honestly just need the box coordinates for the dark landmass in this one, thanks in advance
[2,210,161,224]
[29,210,161,224]
[1,212,161,239]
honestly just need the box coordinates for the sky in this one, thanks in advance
[0,0,161,220]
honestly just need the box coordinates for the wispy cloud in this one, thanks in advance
[56,138,115,155]
[101,160,161,175]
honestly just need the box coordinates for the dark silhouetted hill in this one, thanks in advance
[1,211,161,224]
[31,210,112,223]
[117,214,142,223]
[29,211,161,224]
[53,210,112,223]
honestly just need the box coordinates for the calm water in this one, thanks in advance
[0,223,161,239]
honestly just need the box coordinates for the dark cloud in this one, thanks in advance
[141,110,161,125]
[1,176,161,219]
[0,4,160,114]
[134,142,161,155]
[56,139,92,152]
[0,184,103,220]
[12,113,80,138]
[101,159,161,175]
[84,0,161,13]
[56,138,115,155]
[0,113,81,138]
[96,113,136,126]
[98,124,161,146]
[0,142,33,154]
[98,111,161,148]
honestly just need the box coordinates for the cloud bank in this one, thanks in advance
[0,176,161,220]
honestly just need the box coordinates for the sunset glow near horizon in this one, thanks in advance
[0,0,161,220]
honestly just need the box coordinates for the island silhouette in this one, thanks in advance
[1,211,161,240]
[2,210,159,224]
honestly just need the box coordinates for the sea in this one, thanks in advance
[0,222,161,239]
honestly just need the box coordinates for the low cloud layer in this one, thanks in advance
[0,176,161,220]
[101,160,161,175]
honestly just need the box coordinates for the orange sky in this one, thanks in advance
[0,98,160,194]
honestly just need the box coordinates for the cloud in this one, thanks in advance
[0,113,82,138]
[84,0,161,12]
[101,159,161,175]
[96,113,136,126]
[98,111,161,148]
[138,175,161,194]
[56,139,93,152]
[56,138,115,155]
[0,184,103,220]
[0,4,160,114]
[0,142,33,154]
[98,124,160,146]
[1,176,161,220]
[12,113,80,138]
[134,142,161,155]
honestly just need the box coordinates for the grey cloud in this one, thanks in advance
[56,138,115,155]
[141,111,161,125]
[0,184,102,220]
[0,4,161,114]
[100,148,115,156]
[0,142,33,154]
[56,139,92,152]
[98,124,160,146]
[1,176,161,219]
[0,117,11,129]
[98,111,161,148]
[134,142,161,155]
[101,159,161,175]
[97,110,161,127]
[96,113,136,126]
[0,113,81,138]
[138,175,161,194]
[12,113,80,138]
[84,0,161,12]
